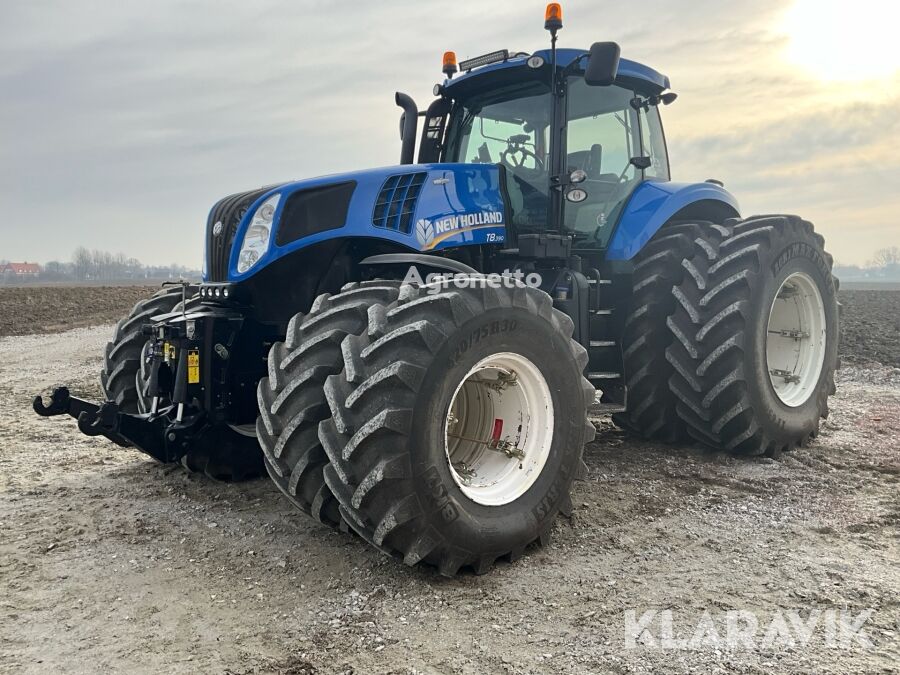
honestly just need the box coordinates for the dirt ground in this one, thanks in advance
[0,286,157,337]
[1,292,898,674]
[838,289,900,367]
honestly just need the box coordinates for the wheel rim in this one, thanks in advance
[444,352,554,506]
[765,272,827,407]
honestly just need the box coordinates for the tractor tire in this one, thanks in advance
[257,282,403,527]
[104,285,264,482]
[612,221,729,441]
[666,215,839,456]
[319,282,595,576]
[101,285,197,411]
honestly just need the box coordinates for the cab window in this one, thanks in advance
[564,80,642,241]
[640,105,670,180]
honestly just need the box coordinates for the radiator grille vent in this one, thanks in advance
[372,172,427,233]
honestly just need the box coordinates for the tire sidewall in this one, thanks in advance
[746,236,838,442]
[405,307,585,554]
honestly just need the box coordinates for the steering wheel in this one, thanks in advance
[501,135,543,171]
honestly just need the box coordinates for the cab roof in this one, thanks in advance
[443,47,670,94]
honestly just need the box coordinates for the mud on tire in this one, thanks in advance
[319,282,595,576]
[666,215,839,456]
[256,282,402,527]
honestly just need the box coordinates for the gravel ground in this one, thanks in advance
[1,325,897,674]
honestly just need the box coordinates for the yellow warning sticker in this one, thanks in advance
[188,350,200,384]
[164,342,176,361]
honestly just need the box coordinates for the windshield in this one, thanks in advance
[444,81,552,232]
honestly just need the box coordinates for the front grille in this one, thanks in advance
[372,172,427,233]
[205,185,278,281]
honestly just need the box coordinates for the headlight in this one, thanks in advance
[236,194,280,274]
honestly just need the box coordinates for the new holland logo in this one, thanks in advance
[415,218,436,247]
[415,211,504,249]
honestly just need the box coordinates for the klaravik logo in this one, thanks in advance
[415,211,503,249]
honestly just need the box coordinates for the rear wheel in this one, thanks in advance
[320,283,595,576]
[612,221,728,441]
[666,215,839,456]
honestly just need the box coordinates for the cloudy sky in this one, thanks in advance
[1,0,898,267]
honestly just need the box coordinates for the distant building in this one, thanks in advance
[0,262,41,277]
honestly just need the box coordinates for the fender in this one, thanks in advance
[360,253,478,275]
[606,181,741,260]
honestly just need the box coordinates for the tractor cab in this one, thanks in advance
[408,16,675,251]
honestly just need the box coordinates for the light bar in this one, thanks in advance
[459,49,510,72]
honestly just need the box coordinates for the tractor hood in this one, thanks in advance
[204,163,507,282]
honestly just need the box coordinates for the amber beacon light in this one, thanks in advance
[442,51,458,78]
[544,3,563,31]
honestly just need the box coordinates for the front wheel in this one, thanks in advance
[320,282,595,576]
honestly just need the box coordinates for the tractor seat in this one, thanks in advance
[567,144,605,180]
[587,144,603,179]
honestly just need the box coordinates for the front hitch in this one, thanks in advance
[33,386,210,463]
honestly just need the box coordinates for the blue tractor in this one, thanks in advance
[36,5,839,575]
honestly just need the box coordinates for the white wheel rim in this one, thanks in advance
[765,272,827,407]
[444,352,554,506]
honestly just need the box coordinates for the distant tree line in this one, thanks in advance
[0,247,200,284]
[834,246,900,281]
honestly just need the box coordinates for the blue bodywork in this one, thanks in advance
[213,47,740,282]
[607,181,740,260]
[445,48,670,93]
[225,163,507,282]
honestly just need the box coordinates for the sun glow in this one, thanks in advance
[782,0,900,82]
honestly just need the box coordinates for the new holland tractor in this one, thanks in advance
[35,5,839,576]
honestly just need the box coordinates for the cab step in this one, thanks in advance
[589,401,628,415]
[588,371,621,380]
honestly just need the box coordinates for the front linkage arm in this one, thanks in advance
[33,386,207,464]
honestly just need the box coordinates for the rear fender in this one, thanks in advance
[606,181,740,260]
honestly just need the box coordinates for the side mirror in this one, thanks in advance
[584,41,621,86]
